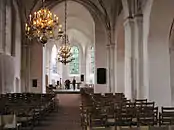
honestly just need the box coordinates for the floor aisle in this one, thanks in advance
[34,94,81,130]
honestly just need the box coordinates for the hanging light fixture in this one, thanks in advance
[25,0,62,46]
[57,0,74,65]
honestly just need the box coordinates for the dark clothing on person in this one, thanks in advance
[65,80,70,89]
[72,79,76,90]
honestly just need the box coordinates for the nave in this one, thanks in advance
[0,93,81,130]
[1,89,174,130]
[34,94,81,130]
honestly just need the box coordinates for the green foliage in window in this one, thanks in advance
[69,46,79,74]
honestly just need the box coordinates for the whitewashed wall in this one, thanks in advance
[143,0,174,106]
[94,19,108,93]
[0,0,21,94]
[115,11,125,93]
[29,42,43,93]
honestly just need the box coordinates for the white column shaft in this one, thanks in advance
[134,16,144,98]
[106,45,111,92]
[124,18,135,100]
[81,50,86,83]
[42,47,46,93]
[110,44,116,93]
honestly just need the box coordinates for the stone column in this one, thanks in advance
[20,44,28,92]
[42,47,46,93]
[81,50,86,83]
[5,0,12,55]
[134,15,144,98]
[124,18,135,100]
[109,43,116,93]
[0,0,6,53]
[26,44,30,92]
[0,0,3,53]
[0,0,5,93]
[106,44,111,92]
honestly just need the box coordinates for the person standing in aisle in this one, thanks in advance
[72,77,76,90]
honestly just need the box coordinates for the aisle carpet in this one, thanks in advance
[34,94,81,130]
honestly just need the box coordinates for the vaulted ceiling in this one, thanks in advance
[16,0,122,31]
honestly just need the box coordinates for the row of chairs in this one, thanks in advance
[0,93,58,130]
[80,92,174,130]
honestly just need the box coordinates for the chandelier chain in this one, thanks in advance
[65,0,67,45]
[42,0,45,7]
[57,0,74,65]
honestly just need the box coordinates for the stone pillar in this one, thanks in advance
[134,15,144,98]
[0,0,5,93]
[0,55,5,93]
[124,18,135,100]
[25,44,30,92]
[106,44,111,92]
[0,0,6,53]
[29,41,43,93]
[21,44,26,92]
[42,47,46,93]
[5,0,12,55]
[81,50,86,83]
[0,0,3,53]
[109,43,116,93]
[94,19,108,93]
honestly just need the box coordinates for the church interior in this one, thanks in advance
[0,0,174,129]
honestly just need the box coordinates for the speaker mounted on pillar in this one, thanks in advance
[97,68,106,84]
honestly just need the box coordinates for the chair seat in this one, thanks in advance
[4,123,21,129]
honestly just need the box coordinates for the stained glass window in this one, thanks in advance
[90,47,95,74]
[51,45,57,74]
[69,46,79,74]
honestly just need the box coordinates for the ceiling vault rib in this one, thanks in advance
[98,0,111,31]
[98,0,112,44]
[36,0,108,34]
[21,0,122,45]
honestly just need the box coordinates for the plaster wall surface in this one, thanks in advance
[0,54,15,93]
[144,0,174,106]
[5,1,12,55]
[14,4,21,93]
[94,22,108,93]
[0,0,21,94]
[0,0,4,53]
[29,42,43,93]
[115,11,125,93]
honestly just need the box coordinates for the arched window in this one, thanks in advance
[69,46,79,74]
[51,45,57,74]
[90,46,95,74]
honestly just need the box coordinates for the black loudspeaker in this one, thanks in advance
[32,79,37,87]
[81,74,84,82]
[97,68,106,84]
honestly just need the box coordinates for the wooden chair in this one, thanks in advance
[137,106,158,126]
[159,107,174,126]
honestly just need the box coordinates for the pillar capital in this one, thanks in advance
[134,15,143,24]
[110,43,116,50]
[124,17,134,27]
[106,43,115,48]
[106,44,110,49]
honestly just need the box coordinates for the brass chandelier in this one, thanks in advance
[25,0,62,46]
[57,0,74,65]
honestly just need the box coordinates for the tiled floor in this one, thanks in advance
[34,94,81,130]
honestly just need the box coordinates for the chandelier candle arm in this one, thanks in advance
[25,0,61,46]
